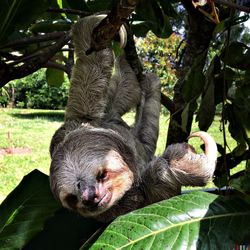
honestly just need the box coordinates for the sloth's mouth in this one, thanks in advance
[87,192,112,212]
[98,192,112,207]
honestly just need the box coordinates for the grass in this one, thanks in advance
[0,108,240,203]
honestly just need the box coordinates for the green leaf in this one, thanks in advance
[0,170,60,250]
[132,21,151,37]
[157,0,179,18]
[197,82,215,131]
[182,52,206,103]
[225,104,246,145]
[244,71,250,85]
[214,15,249,34]
[135,0,172,38]
[24,208,104,250]
[181,101,197,133]
[181,102,190,133]
[46,68,65,87]
[214,173,229,188]
[85,0,116,12]
[62,0,90,11]
[230,173,250,193]
[0,0,52,46]
[90,192,250,249]
[196,56,220,131]
[221,42,250,71]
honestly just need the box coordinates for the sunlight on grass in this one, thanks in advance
[0,109,64,202]
[0,108,243,203]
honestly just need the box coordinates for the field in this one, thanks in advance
[0,108,238,203]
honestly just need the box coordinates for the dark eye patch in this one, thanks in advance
[96,170,108,181]
[65,194,78,209]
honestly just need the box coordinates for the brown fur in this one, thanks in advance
[49,15,217,222]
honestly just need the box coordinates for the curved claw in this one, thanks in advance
[118,25,127,48]
[188,131,217,165]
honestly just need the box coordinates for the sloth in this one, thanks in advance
[49,15,217,223]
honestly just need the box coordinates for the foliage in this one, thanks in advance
[1,171,250,249]
[0,87,9,107]
[91,191,250,249]
[0,0,250,248]
[0,170,60,249]
[136,31,183,97]
[3,70,69,109]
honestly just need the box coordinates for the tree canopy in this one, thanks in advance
[0,0,250,249]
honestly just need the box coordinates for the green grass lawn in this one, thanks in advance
[0,108,239,203]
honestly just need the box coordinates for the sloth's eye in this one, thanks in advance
[97,171,108,181]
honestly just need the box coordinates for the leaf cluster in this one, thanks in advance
[1,171,250,250]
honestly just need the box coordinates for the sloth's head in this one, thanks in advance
[49,128,137,218]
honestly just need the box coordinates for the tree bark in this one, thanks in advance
[166,1,215,145]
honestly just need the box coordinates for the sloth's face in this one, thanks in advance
[51,149,134,218]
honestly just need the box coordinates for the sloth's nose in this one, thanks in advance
[81,186,99,208]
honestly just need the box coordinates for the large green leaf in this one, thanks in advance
[230,173,250,194]
[89,191,250,249]
[221,42,250,71]
[182,52,206,103]
[0,170,60,250]
[46,68,65,87]
[157,0,178,18]
[196,56,220,131]
[24,208,104,250]
[0,0,52,46]
[134,0,172,38]
[214,15,249,34]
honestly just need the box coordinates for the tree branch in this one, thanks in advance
[86,0,139,54]
[47,7,91,16]
[0,32,71,87]
[215,0,250,13]
[0,32,66,49]
[44,61,70,75]
[161,93,175,113]
[216,149,250,172]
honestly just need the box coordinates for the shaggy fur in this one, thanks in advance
[49,15,217,222]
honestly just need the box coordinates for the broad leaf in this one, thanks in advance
[181,101,197,133]
[230,173,250,193]
[89,192,250,249]
[46,68,65,87]
[225,104,246,146]
[214,15,249,34]
[0,170,60,250]
[196,56,220,131]
[197,82,215,131]
[157,0,179,18]
[182,52,206,103]
[62,0,90,11]
[181,102,190,133]
[134,0,172,38]
[221,42,250,71]
[85,0,116,12]
[24,208,104,250]
[0,0,52,45]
